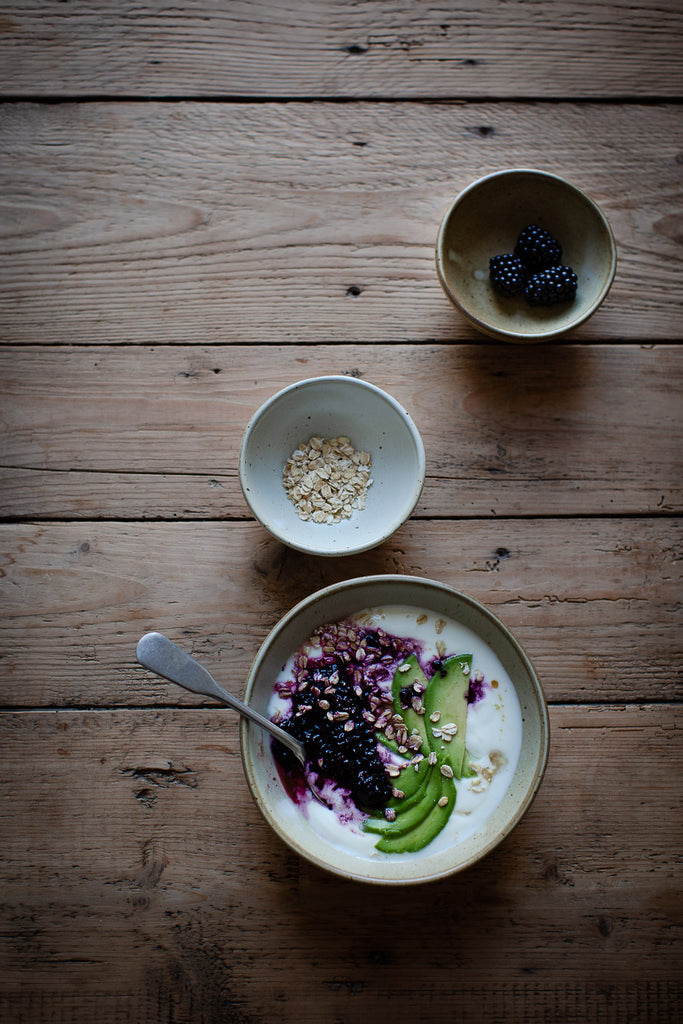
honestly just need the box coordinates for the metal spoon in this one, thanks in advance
[136,631,307,768]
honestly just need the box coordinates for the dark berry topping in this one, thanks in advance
[398,684,414,709]
[524,265,578,306]
[489,253,525,297]
[272,622,429,811]
[272,639,397,810]
[514,224,562,270]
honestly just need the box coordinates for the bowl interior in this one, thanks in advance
[436,170,616,341]
[241,575,549,885]
[239,378,425,556]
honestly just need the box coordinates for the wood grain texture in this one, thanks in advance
[0,704,680,1024]
[0,2,680,1021]
[1,1,681,98]
[0,102,681,345]
[0,343,680,519]
[1,518,680,707]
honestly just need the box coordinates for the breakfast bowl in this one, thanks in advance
[435,168,617,342]
[239,376,425,557]
[240,575,550,885]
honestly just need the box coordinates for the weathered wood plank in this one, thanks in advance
[0,1,681,98]
[0,103,680,344]
[0,705,680,1024]
[0,519,680,706]
[0,344,680,519]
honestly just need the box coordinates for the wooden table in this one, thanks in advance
[1,4,681,1022]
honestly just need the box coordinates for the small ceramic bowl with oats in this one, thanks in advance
[239,376,426,556]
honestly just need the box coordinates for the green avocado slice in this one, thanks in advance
[375,775,457,854]
[364,765,442,836]
[391,654,430,751]
[364,757,431,832]
[424,654,472,779]
[390,756,431,801]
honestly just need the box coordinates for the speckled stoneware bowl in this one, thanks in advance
[240,575,550,885]
[435,168,617,342]
[239,376,425,557]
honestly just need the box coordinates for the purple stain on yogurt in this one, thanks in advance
[468,671,487,704]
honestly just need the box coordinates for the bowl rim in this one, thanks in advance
[435,167,618,342]
[238,375,427,557]
[240,573,551,885]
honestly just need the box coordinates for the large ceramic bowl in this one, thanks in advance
[239,376,425,557]
[435,168,617,342]
[241,575,549,885]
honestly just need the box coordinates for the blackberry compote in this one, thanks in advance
[273,657,391,808]
[272,622,419,811]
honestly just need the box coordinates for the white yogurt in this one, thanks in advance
[269,604,523,860]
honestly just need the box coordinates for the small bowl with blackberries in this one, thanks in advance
[435,169,617,342]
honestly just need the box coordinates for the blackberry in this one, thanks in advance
[489,253,525,297]
[398,684,414,709]
[514,224,562,270]
[524,266,578,306]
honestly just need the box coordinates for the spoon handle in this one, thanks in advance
[136,632,305,764]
